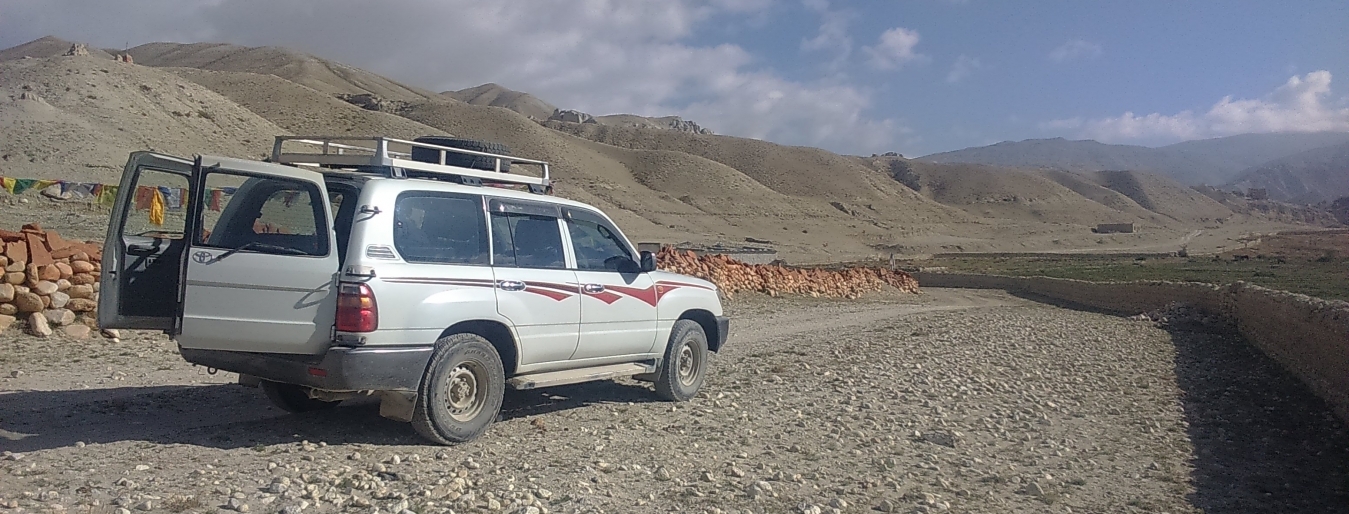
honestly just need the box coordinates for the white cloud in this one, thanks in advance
[1042,71,1349,143]
[864,27,926,71]
[945,54,981,84]
[799,2,854,70]
[0,0,910,155]
[1048,39,1102,63]
[681,73,907,154]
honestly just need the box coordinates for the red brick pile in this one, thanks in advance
[656,247,920,299]
[0,224,105,337]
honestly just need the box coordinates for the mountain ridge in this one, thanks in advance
[920,133,1349,188]
[0,36,1335,260]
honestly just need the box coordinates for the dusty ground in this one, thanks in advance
[2,289,1346,514]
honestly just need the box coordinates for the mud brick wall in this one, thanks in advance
[913,272,1349,423]
[1226,283,1349,423]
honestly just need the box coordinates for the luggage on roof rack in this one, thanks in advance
[270,136,551,193]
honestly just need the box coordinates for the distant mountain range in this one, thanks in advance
[1,35,1339,260]
[1228,142,1349,204]
[920,133,1349,198]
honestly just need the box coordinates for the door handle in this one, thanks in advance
[496,280,526,291]
[582,283,605,294]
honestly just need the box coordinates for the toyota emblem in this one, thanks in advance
[192,251,214,264]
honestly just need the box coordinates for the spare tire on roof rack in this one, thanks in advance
[410,136,512,173]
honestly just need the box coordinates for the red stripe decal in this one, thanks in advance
[656,280,713,290]
[606,285,660,307]
[586,291,623,304]
[524,287,573,301]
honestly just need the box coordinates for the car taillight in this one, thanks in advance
[336,283,378,332]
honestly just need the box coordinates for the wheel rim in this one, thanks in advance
[676,342,702,387]
[444,361,488,422]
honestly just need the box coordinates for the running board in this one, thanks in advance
[507,363,655,390]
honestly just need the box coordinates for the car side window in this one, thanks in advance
[489,213,566,269]
[122,168,190,240]
[198,174,329,257]
[393,192,489,265]
[565,209,633,271]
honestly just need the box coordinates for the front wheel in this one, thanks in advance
[260,381,341,413]
[411,333,506,445]
[655,320,709,402]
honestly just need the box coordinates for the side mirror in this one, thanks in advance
[640,251,657,272]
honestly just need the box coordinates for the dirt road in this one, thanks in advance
[2,289,1347,514]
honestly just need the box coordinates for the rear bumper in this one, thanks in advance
[180,345,432,392]
[714,316,730,351]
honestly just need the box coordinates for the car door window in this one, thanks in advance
[393,192,489,265]
[490,213,566,269]
[565,210,633,271]
[122,169,190,239]
[198,173,329,257]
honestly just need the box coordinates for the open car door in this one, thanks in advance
[98,152,194,330]
[101,153,340,355]
[178,155,341,355]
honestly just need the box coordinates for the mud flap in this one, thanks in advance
[237,374,261,388]
[379,391,416,422]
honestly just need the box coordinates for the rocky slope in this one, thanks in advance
[128,42,438,102]
[441,83,557,121]
[0,55,286,183]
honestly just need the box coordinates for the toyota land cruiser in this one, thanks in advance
[98,136,729,444]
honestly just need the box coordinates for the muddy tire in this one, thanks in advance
[411,333,506,445]
[260,381,340,413]
[655,320,708,402]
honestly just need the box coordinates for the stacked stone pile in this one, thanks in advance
[656,247,920,299]
[0,224,105,338]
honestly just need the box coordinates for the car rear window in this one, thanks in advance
[393,192,489,265]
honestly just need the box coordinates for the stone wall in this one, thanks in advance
[913,272,1349,422]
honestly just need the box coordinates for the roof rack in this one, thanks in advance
[271,136,551,191]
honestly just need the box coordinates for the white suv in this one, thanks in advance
[98,136,729,444]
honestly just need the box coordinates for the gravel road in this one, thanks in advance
[2,289,1347,514]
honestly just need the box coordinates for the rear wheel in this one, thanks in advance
[412,333,506,445]
[260,381,341,413]
[655,320,708,402]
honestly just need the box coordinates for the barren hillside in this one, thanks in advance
[1080,170,1233,223]
[165,67,447,140]
[0,55,286,183]
[541,121,959,222]
[900,161,1149,226]
[0,35,115,61]
[0,36,1325,259]
[442,83,557,121]
[128,42,437,102]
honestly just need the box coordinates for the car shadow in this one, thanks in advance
[500,380,660,420]
[0,380,660,452]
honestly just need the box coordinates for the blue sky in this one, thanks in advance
[2,0,1347,156]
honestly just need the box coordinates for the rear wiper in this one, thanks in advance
[212,242,309,262]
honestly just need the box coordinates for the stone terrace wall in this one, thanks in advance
[913,272,1349,423]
